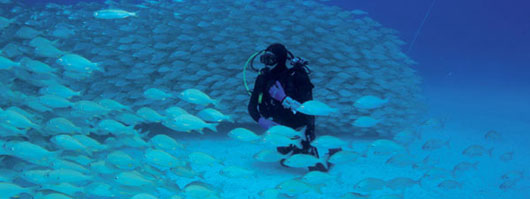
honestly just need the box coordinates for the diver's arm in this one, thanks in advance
[248,74,264,122]
[269,81,301,113]
[248,74,279,129]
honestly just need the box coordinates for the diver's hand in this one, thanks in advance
[268,81,287,102]
[258,117,278,130]
[282,97,301,113]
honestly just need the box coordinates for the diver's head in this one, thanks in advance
[260,43,289,71]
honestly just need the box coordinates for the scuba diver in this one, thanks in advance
[246,43,341,172]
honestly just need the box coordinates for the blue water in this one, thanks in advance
[327,0,530,144]
[327,0,530,85]
[3,0,529,198]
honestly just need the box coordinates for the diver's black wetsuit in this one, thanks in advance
[248,64,321,165]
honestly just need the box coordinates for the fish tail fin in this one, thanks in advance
[297,126,307,138]
[225,116,235,123]
[125,126,137,135]
[131,12,138,17]
[84,149,93,157]
[360,148,370,158]
[24,186,38,197]
[198,171,206,180]
[94,62,104,72]
[218,157,226,166]
[418,175,427,188]
[30,123,41,131]
[330,107,339,115]
[250,137,263,144]
[51,39,60,46]
[293,139,303,150]
[415,130,423,140]
[212,99,220,108]
[319,157,329,168]
[473,161,480,169]
[310,183,323,194]
[56,50,67,58]
[194,129,204,135]
[96,145,107,151]
[139,129,150,137]
[77,127,86,135]
[346,141,354,151]
[51,150,63,158]
[488,147,494,157]
[206,123,218,132]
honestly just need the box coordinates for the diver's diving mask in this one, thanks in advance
[259,51,277,66]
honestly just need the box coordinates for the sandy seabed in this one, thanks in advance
[168,114,530,199]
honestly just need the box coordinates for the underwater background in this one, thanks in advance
[0,0,529,198]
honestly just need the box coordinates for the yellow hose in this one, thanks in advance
[243,50,263,96]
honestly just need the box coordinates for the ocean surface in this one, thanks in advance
[1,0,528,198]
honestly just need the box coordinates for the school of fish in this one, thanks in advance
[0,0,524,198]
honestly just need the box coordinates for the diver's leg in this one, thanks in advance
[307,144,329,172]
[302,128,329,172]
[325,148,343,170]
[277,129,311,167]
[277,145,294,155]
[308,163,327,172]
[328,148,342,156]
[278,138,315,168]
[277,145,295,167]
